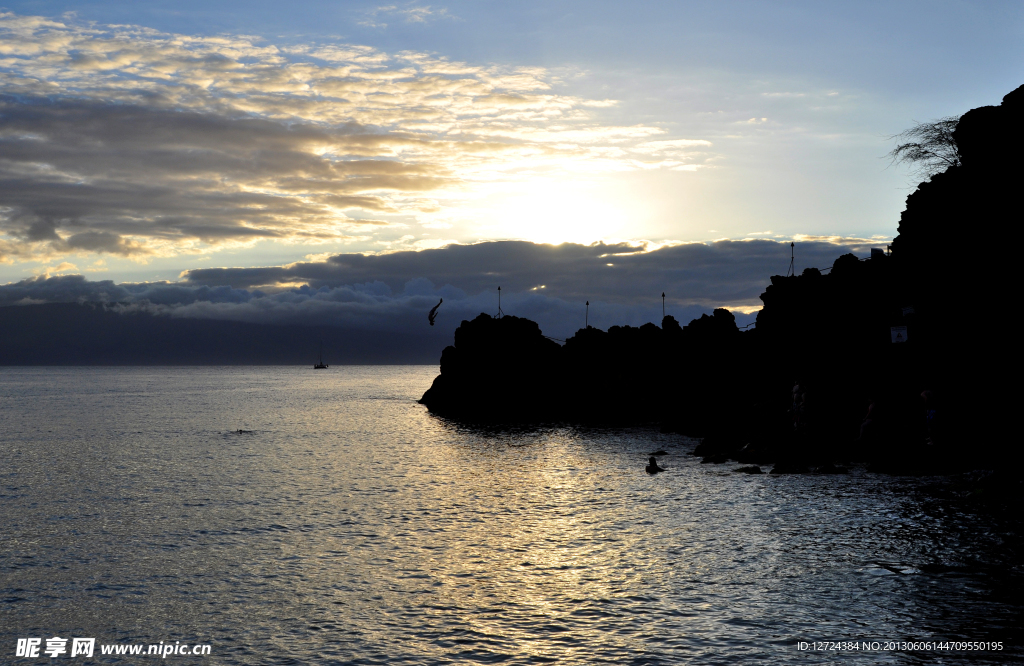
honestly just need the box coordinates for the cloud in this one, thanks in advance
[36,261,77,276]
[359,5,454,28]
[0,12,713,264]
[790,234,892,252]
[0,238,880,339]
[180,238,870,307]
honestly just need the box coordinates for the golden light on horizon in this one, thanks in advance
[470,178,637,246]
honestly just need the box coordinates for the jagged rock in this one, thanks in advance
[421,309,744,425]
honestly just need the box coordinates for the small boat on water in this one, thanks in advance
[314,341,328,369]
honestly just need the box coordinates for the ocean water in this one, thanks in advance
[1,366,1021,664]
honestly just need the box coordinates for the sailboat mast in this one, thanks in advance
[314,338,329,369]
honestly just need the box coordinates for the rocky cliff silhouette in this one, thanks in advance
[421,84,1023,472]
[419,309,745,426]
[890,86,1021,385]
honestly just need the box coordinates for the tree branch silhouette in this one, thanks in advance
[886,115,962,180]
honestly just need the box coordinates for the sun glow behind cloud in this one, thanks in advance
[476,179,631,245]
[0,12,714,266]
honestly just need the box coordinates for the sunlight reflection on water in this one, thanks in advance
[1,367,1021,664]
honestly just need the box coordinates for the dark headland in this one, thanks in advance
[420,85,1023,480]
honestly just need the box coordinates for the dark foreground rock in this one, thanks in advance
[419,309,744,424]
[418,314,562,421]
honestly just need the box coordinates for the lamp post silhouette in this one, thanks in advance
[662,292,665,319]
[585,301,589,328]
[496,286,504,318]
[787,242,795,277]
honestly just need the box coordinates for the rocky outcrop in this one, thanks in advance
[419,308,750,425]
[418,314,563,421]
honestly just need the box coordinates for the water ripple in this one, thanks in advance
[1,366,1021,664]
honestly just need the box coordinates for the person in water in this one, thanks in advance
[646,457,665,474]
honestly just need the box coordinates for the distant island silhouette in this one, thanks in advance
[0,303,447,365]
[421,84,1024,476]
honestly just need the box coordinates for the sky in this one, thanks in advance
[0,1,1021,343]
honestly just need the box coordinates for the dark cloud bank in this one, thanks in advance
[0,95,426,260]
[0,239,876,364]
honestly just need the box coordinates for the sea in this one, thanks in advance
[1,366,1021,664]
